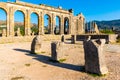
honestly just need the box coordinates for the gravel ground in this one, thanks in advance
[0,41,120,80]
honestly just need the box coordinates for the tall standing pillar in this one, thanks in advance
[60,15,64,35]
[40,12,44,35]
[51,13,55,35]
[69,16,72,34]
[6,11,10,37]
[38,14,41,35]
[25,10,31,36]
[9,7,14,36]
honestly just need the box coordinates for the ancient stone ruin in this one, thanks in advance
[61,35,65,42]
[31,35,42,53]
[16,27,21,36]
[51,41,63,61]
[0,1,85,37]
[93,22,100,34]
[71,35,76,44]
[83,39,108,75]
[2,29,6,37]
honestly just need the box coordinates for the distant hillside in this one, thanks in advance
[0,20,37,27]
[95,19,120,29]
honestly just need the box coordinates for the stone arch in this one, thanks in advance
[0,7,7,14]
[0,8,7,37]
[55,15,61,34]
[64,17,69,34]
[30,11,39,16]
[14,10,25,36]
[30,12,39,35]
[44,14,51,34]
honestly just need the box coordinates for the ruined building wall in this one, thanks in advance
[0,1,85,37]
[72,13,85,34]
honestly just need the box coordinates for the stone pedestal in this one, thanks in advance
[83,39,108,75]
[51,41,63,61]
[61,35,65,42]
[31,36,42,53]
[71,35,76,44]
[16,28,21,36]
[2,29,6,37]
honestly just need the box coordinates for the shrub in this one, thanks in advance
[14,25,25,36]
[31,26,38,35]
[100,29,115,34]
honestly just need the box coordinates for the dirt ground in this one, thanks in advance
[0,41,120,80]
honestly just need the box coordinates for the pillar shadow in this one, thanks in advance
[13,48,85,72]
[13,49,31,53]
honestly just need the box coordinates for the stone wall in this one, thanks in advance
[0,1,85,37]
[0,35,71,43]
[109,34,118,43]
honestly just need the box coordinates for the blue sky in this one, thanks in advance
[0,0,120,22]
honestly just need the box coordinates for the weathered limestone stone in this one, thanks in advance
[2,29,6,37]
[83,39,108,75]
[109,34,118,43]
[61,35,65,42]
[71,35,76,44]
[16,28,21,36]
[51,41,63,61]
[31,35,42,53]
[117,33,120,39]
[0,2,86,37]
[32,32,34,36]
[94,22,100,34]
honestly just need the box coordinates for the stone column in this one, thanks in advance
[61,34,65,42]
[51,13,55,35]
[71,35,76,44]
[69,16,72,34]
[83,39,108,75]
[6,11,10,37]
[25,10,31,36]
[60,15,64,35]
[51,41,63,61]
[40,12,44,35]
[83,18,85,34]
[9,7,14,36]
[38,14,41,35]
[48,16,51,34]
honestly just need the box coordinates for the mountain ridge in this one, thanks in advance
[94,19,120,29]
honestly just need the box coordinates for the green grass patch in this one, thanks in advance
[11,76,24,80]
[88,73,107,77]
[35,51,46,54]
[58,58,66,63]
[116,38,120,43]
[100,30,115,34]
[42,65,47,67]
[41,51,46,54]
[25,63,31,67]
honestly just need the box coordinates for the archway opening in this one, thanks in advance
[44,14,51,34]
[0,8,7,37]
[55,16,61,35]
[30,12,39,35]
[64,17,69,34]
[14,10,25,36]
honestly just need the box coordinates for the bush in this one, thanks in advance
[116,38,120,43]
[100,29,115,34]
[31,26,38,35]
[14,25,25,36]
